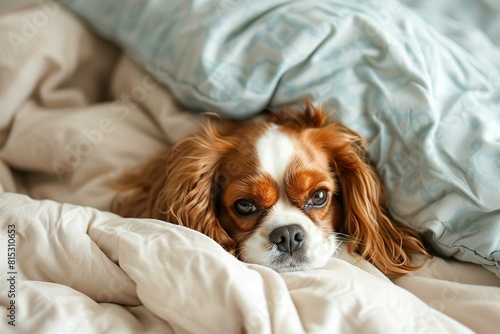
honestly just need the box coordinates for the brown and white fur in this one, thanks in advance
[113,103,430,278]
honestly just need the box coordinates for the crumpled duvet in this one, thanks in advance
[0,192,484,333]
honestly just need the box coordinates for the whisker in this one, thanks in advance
[332,232,368,249]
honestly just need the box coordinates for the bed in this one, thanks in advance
[0,1,499,333]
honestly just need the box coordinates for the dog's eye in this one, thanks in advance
[306,190,329,209]
[234,200,258,215]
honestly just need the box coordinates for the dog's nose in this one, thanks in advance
[269,224,305,255]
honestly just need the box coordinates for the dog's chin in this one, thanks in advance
[269,258,329,273]
[271,262,313,273]
[239,242,337,273]
[246,251,332,273]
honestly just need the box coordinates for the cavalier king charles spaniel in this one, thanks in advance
[114,103,430,278]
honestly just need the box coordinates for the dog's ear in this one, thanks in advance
[304,116,429,278]
[113,122,237,252]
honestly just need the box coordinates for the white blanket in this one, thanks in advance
[0,5,499,334]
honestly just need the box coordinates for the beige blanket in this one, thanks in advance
[0,5,499,334]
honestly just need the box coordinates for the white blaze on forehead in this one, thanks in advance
[256,125,295,183]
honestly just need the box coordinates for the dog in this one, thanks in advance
[113,102,430,278]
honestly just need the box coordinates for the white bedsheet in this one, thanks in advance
[0,4,499,334]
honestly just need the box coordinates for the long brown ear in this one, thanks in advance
[113,122,237,251]
[304,110,430,278]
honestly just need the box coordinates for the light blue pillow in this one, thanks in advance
[32,0,500,276]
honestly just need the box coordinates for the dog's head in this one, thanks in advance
[115,103,429,277]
